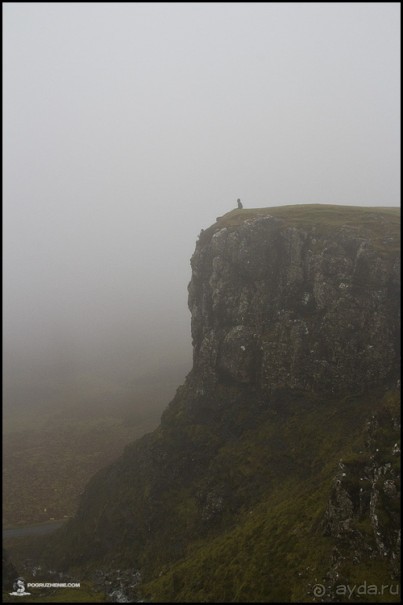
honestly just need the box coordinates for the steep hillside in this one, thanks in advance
[11,205,400,603]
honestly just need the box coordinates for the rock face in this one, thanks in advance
[30,205,400,602]
[188,211,399,396]
[322,399,401,590]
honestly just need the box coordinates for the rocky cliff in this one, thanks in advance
[17,205,400,602]
[188,206,399,396]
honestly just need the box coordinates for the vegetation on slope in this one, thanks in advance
[141,389,400,603]
[5,205,400,603]
[10,384,398,602]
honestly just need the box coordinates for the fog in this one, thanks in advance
[3,3,400,418]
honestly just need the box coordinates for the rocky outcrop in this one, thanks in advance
[322,395,401,586]
[188,210,400,397]
[92,568,142,602]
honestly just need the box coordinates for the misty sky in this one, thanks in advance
[3,3,400,402]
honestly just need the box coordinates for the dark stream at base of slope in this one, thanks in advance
[3,520,65,538]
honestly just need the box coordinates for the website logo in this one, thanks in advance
[9,577,31,597]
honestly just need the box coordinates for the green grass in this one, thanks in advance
[215,204,400,228]
[148,387,397,598]
[140,388,400,602]
[201,204,400,256]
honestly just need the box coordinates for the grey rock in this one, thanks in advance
[188,214,400,397]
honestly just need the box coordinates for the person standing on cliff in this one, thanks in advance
[237,198,243,209]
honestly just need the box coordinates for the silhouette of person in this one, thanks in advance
[237,198,243,209]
